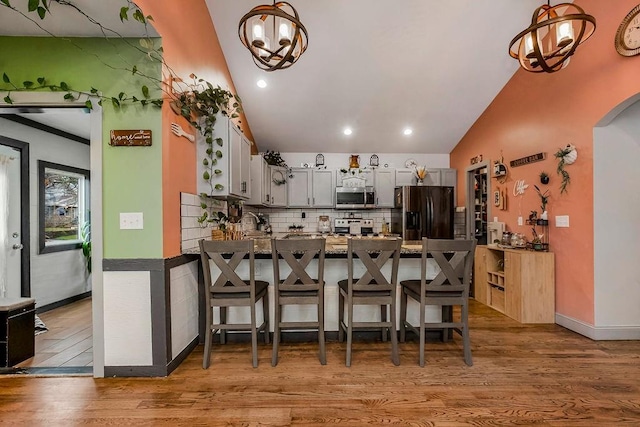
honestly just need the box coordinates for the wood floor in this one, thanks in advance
[17,297,93,368]
[2,300,640,425]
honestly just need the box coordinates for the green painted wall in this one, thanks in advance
[0,36,163,258]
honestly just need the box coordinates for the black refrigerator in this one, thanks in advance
[390,186,454,240]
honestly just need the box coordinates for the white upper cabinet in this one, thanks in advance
[269,166,288,207]
[395,168,416,186]
[336,169,373,187]
[287,168,312,207]
[440,168,457,187]
[247,155,269,205]
[312,169,335,207]
[287,168,335,208]
[196,114,251,200]
[247,157,288,207]
[395,168,442,186]
[374,168,396,207]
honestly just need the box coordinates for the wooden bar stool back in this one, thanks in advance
[199,239,269,369]
[338,237,401,367]
[271,237,326,366]
[399,238,476,367]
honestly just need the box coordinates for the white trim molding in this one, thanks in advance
[556,313,640,340]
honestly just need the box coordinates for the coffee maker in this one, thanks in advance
[318,215,331,234]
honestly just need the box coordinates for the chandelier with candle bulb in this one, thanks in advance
[238,2,308,72]
[509,2,596,73]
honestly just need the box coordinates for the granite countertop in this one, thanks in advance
[183,234,424,257]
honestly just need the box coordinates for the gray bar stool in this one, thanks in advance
[338,237,401,367]
[399,238,476,367]
[199,239,269,368]
[271,237,326,366]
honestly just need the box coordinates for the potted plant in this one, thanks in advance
[555,144,577,194]
[539,171,550,185]
[534,185,549,221]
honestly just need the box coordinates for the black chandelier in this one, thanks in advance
[509,2,596,73]
[238,2,308,72]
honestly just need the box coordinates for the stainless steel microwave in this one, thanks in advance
[335,187,375,209]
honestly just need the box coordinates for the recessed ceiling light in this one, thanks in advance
[343,128,353,136]
[403,128,413,136]
[256,79,267,88]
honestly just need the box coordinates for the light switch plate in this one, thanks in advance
[555,215,570,228]
[120,212,144,230]
[517,216,523,226]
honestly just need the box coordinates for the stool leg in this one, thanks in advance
[390,296,400,366]
[220,307,227,345]
[338,290,345,343]
[419,298,426,367]
[399,289,407,343]
[346,295,353,367]
[381,305,387,342]
[272,295,280,367]
[263,292,270,344]
[203,302,212,369]
[251,302,258,368]
[462,302,473,366]
[318,290,326,365]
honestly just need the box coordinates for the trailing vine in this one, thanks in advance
[0,0,244,228]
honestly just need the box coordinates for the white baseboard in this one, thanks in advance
[556,313,640,340]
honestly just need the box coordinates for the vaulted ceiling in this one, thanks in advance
[0,0,548,153]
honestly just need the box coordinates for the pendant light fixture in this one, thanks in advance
[509,2,596,73]
[238,1,308,72]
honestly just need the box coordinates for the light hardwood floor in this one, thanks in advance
[17,297,92,368]
[2,299,640,425]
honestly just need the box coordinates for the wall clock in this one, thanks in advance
[615,4,640,57]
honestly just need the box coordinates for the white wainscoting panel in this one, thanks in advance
[170,261,199,359]
[103,271,152,366]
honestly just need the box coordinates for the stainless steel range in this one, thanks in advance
[334,218,374,235]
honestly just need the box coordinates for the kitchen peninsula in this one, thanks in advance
[184,234,445,333]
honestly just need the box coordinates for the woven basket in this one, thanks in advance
[211,229,226,241]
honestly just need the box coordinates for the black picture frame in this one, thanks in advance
[369,154,379,167]
[315,153,324,166]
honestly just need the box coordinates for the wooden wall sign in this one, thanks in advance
[510,152,546,167]
[109,130,152,146]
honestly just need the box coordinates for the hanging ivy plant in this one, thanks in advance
[1,1,244,226]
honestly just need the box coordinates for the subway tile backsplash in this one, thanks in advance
[180,192,226,253]
[246,206,392,234]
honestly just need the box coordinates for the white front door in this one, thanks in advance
[2,143,21,298]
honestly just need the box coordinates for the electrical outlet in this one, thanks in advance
[120,212,144,230]
[517,216,523,226]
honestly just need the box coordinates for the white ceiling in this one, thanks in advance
[0,0,158,37]
[0,1,547,155]
[206,0,543,154]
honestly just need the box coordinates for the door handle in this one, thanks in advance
[12,243,23,250]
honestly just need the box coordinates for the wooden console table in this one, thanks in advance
[474,245,555,323]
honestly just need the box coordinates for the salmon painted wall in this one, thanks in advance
[450,0,640,325]
[135,0,255,258]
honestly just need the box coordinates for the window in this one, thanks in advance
[38,161,90,254]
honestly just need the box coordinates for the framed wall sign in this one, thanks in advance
[109,130,152,146]
[315,153,324,166]
[369,154,379,167]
